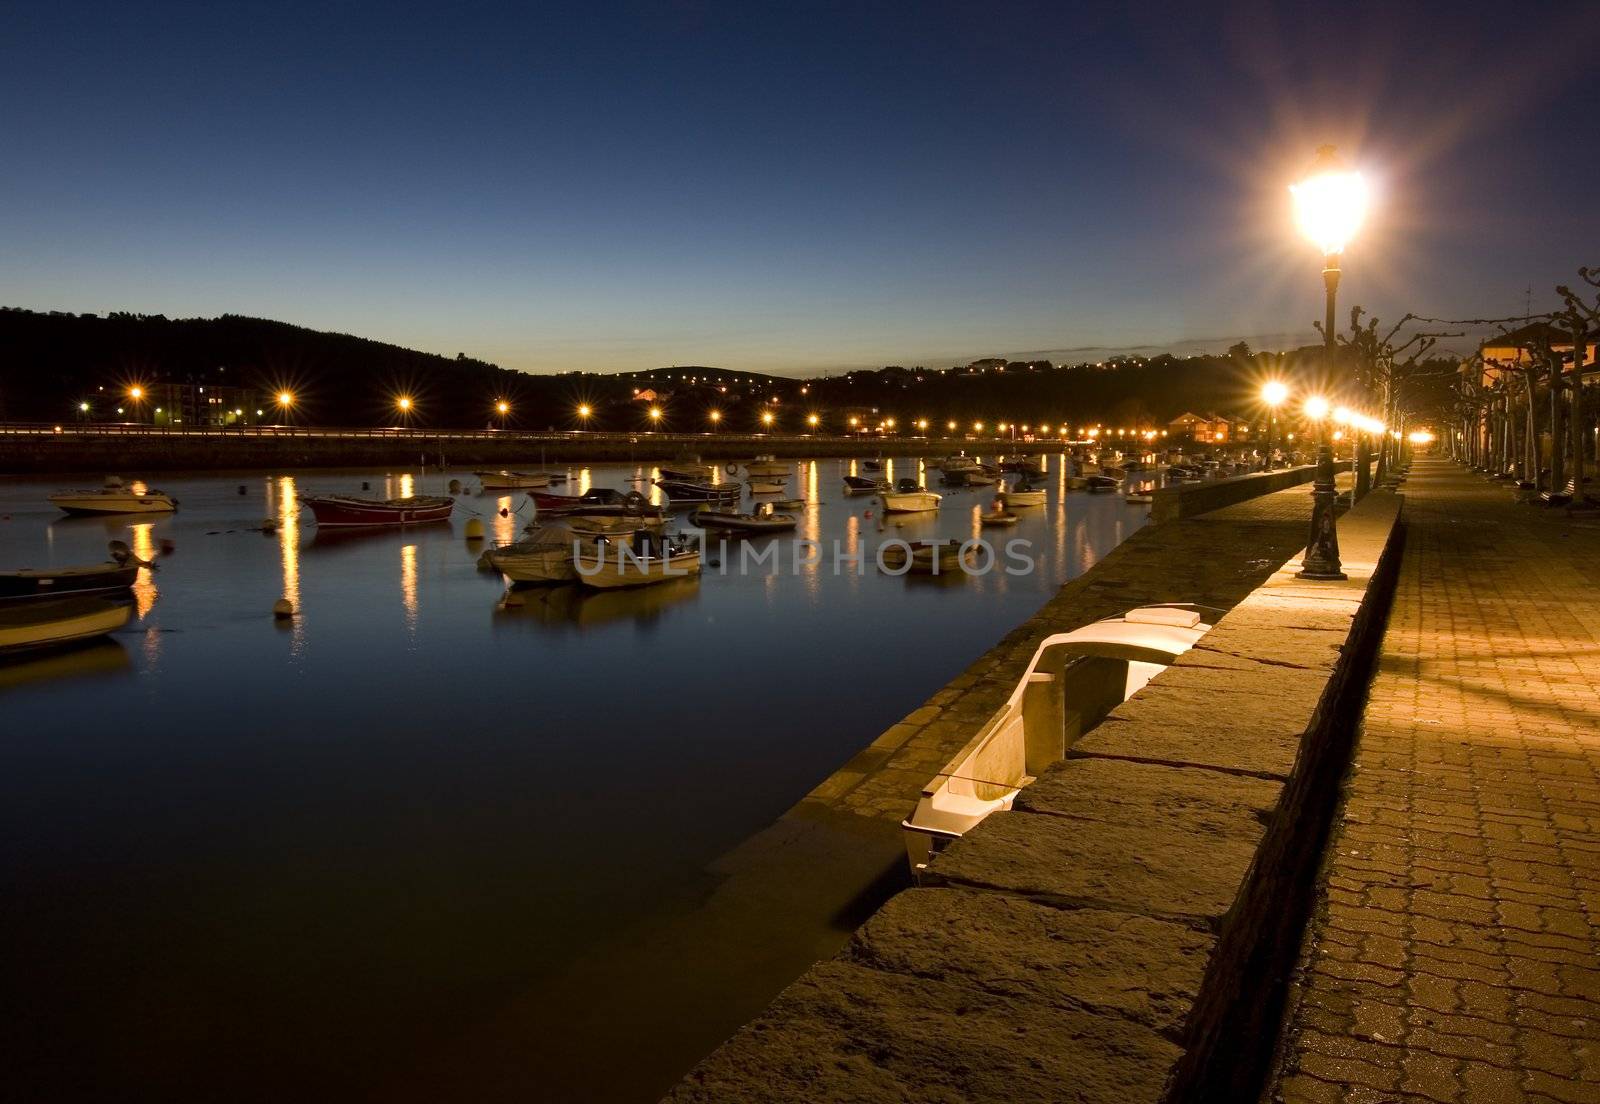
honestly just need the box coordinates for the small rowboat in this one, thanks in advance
[654,479,741,505]
[769,498,808,510]
[690,504,798,533]
[879,541,976,575]
[531,488,663,519]
[659,466,712,482]
[1004,486,1046,507]
[483,529,581,584]
[979,510,1019,527]
[475,470,550,490]
[50,485,177,515]
[301,494,454,528]
[0,561,140,602]
[574,535,703,589]
[747,480,786,494]
[0,597,131,654]
[745,458,789,478]
[1125,493,1154,505]
[1086,475,1122,493]
[843,475,888,496]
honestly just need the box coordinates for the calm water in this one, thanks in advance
[1,456,1154,1102]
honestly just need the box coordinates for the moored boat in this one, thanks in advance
[475,470,550,490]
[879,540,975,574]
[654,479,742,505]
[843,475,888,496]
[880,478,942,513]
[0,560,140,602]
[301,494,454,527]
[49,478,177,516]
[573,533,703,589]
[483,528,583,584]
[901,604,1217,873]
[531,488,666,521]
[1086,474,1122,493]
[690,503,798,533]
[744,457,788,478]
[1004,483,1046,507]
[979,509,1018,527]
[0,596,132,655]
[747,479,786,494]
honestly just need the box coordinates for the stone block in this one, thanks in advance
[666,960,1181,1104]
[1016,756,1282,839]
[846,887,1215,1036]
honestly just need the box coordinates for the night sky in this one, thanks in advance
[3,1,1596,374]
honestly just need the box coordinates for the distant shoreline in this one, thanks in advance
[0,430,1071,476]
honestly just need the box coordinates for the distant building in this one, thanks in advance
[1168,412,1240,444]
[1468,322,1598,387]
[150,382,260,427]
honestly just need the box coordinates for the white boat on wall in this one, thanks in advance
[900,604,1216,874]
[49,477,177,515]
[880,478,941,513]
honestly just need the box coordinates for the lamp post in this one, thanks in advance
[1291,145,1367,581]
[1261,380,1289,469]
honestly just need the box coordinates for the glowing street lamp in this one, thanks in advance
[496,399,510,415]
[708,409,722,427]
[807,412,820,430]
[1291,145,1367,579]
[647,406,663,427]
[1260,380,1289,468]
[397,396,413,413]
[761,410,775,430]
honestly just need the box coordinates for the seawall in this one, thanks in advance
[664,481,1404,1103]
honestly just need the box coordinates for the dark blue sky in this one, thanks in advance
[4,1,1596,374]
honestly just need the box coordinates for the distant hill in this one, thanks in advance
[0,307,1452,430]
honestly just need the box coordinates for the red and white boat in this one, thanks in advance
[300,494,454,528]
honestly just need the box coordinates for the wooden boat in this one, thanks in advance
[564,515,666,539]
[879,541,975,574]
[659,466,711,482]
[483,528,583,584]
[0,596,132,655]
[880,478,941,513]
[0,560,139,602]
[979,510,1019,527]
[941,468,994,488]
[747,479,786,494]
[770,498,807,510]
[862,459,883,471]
[573,534,703,589]
[744,457,788,478]
[1000,457,1044,477]
[1004,484,1046,507]
[935,453,981,473]
[843,475,888,496]
[475,470,550,490]
[901,605,1217,873]
[690,503,798,533]
[301,494,453,527]
[50,479,177,515]
[531,488,666,521]
[1086,474,1122,493]
[654,478,742,505]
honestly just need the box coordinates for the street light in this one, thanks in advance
[1261,380,1288,468]
[807,412,820,430]
[708,409,722,427]
[648,406,663,427]
[1291,145,1366,580]
[761,410,775,429]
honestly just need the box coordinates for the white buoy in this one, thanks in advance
[272,598,295,619]
[464,517,486,540]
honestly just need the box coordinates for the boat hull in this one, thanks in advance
[486,545,578,584]
[49,492,176,515]
[475,471,550,490]
[0,562,140,602]
[0,597,132,654]
[574,549,703,589]
[880,491,941,513]
[302,495,454,528]
[1003,490,1046,507]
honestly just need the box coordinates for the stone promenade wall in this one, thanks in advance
[666,489,1405,1104]
[1150,462,1357,524]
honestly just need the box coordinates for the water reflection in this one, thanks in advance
[131,523,159,620]
[401,544,419,635]
[0,638,131,691]
[277,477,304,652]
[494,578,699,630]
[494,495,516,546]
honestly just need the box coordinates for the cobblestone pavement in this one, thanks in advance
[1273,460,1600,1104]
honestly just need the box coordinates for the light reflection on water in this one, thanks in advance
[0,455,1163,1103]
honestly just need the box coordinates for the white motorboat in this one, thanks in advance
[880,478,941,513]
[574,536,703,589]
[901,604,1217,874]
[475,470,551,490]
[49,477,177,515]
[1004,485,1046,507]
[0,596,132,654]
